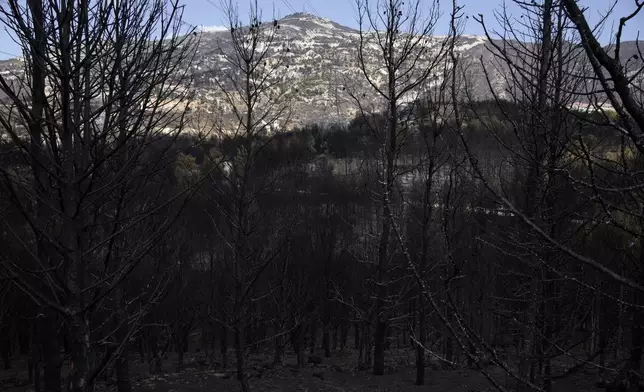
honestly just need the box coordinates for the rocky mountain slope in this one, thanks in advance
[0,12,641,133]
[187,13,642,131]
[189,13,495,130]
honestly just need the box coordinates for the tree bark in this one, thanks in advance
[628,273,644,392]
[415,291,426,385]
[616,284,625,359]
[341,323,348,349]
[234,326,249,392]
[114,293,131,392]
[40,311,61,392]
[115,354,131,392]
[273,319,283,365]
[444,335,453,369]
[358,323,364,366]
[19,324,30,356]
[354,322,360,350]
[221,325,228,368]
[333,325,338,351]
[2,335,10,370]
[310,320,317,354]
[70,314,94,392]
[137,336,144,364]
[176,328,185,365]
[34,361,41,392]
[322,321,331,357]
[29,321,37,385]
[292,324,305,368]
[365,322,373,368]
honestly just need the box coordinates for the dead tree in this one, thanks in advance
[465,1,594,390]
[204,2,293,391]
[352,0,450,377]
[417,0,644,391]
[0,1,196,391]
[557,1,644,391]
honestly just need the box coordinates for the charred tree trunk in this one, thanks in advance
[114,296,131,392]
[28,321,37,385]
[273,319,284,365]
[115,353,131,392]
[322,321,331,357]
[292,324,306,368]
[444,335,453,369]
[628,269,644,392]
[1,335,10,370]
[234,326,249,392]
[310,320,317,354]
[415,291,426,385]
[19,324,30,356]
[333,325,338,351]
[365,322,373,368]
[40,310,61,392]
[274,333,283,365]
[176,329,185,365]
[354,322,360,350]
[221,324,228,368]
[616,284,625,359]
[373,320,387,376]
[34,361,41,392]
[341,323,348,349]
[137,335,145,364]
[358,322,365,366]
[323,256,332,358]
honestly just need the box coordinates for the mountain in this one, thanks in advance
[153,13,644,130]
[189,13,495,130]
[0,13,641,134]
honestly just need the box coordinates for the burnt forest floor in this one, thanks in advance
[1,346,609,392]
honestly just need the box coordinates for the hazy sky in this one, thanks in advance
[0,0,641,59]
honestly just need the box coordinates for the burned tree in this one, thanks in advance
[0,0,196,391]
[429,0,644,391]
[352,0,452,377]
[202,1,294,391]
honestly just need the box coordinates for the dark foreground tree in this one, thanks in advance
[431,0,644,391]
[202,1,293,391]
[353,0,452,378]
[0,1,196,391]
[557,2,644,391]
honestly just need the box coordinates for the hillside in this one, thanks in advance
[0,13,641,133]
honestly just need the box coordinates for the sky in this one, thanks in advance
[0,0,641,59]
